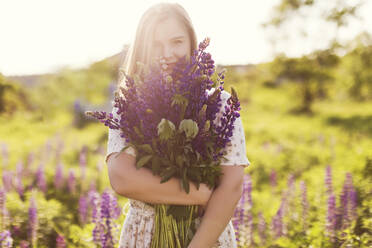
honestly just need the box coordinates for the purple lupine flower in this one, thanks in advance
[99,190,117,247]
[339,172,357,230]
[349,187,358,222]
[270,169,277,189]
[36,163,47,194]
[326,193,336,242]
[2,171,13,192]
[79,195,88,225]
[91,189,122,247]
[15,176,25,199]
[54,161,65,190]
[20,240,30,248]
[271,202,284,239]
[90,191,103,243]
[0,187,9,230]
[67,169,76,194]
[28,193,38,247]
[0,230,13,248]
[245,211,254,246]
[325,165,333,195]
[56,234,66,248]
[12,224,22,236]
[258,212,267,244]
[16,160,24,180]
[300,180,309,230]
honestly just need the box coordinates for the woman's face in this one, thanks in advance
[151,17,191,73]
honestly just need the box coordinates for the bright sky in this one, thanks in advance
[0,0,371,76]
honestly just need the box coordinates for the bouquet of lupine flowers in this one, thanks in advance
[86,37,242,248]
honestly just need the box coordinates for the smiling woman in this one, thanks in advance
[105,2,250,248]
[151,18,192,74]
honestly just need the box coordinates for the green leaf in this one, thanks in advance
[182,169,190,193]
[133,126,144,139]
[151,156,161,174]
[136,155,152,169]
[160,167,176,183]
[179,119,199,139]
[137,144,153,154]
[203,120,210,132]
[176,155,184,167]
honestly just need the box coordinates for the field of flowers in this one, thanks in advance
[0,62,371,247]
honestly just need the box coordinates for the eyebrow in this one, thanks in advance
[154,35,185,43]
[171,36,185,40]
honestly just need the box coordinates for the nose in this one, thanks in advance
[162,45,174,61]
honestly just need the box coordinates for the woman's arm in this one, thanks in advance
[107,151,212,206]
[187,165,245,248]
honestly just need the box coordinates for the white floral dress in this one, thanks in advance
[105,88,251,248]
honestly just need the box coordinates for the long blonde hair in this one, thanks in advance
[117,3,198,89]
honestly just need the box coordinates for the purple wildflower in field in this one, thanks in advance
[91,190,121,247]
[16,160,24,179]
[258,212,267,244]
[99,190,121,248]
[36,163,47,194]
[19,240,30,248]
[2,171,13,192]
[15,176,25,199]
[325,165,333,195]
[28,194,38,247]
[271,201,284,239]
[270,169,277,189]
[67,169,76,194]
[299,180,309,230]
[91,191,103,243]
[0,230,13,248]
[0,187,10,229]
[79,195,88,225]
[326,193,336,242]
[56,234,66,248]
[339,172,357,230]
[54,161,65,190]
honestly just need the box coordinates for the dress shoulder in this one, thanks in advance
[105,102,136,164]
[207,88,251,167]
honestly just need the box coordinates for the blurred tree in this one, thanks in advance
[262,0,370,106]
[343,32,372,100]
[0,73,33,116]
[270,48,339,113]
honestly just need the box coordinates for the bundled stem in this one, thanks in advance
[150,204,199,248]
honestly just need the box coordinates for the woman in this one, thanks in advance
[105,3,251,248]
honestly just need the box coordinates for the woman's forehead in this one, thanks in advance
[153,18,188,42]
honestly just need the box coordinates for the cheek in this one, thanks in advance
[175,43,190,58]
